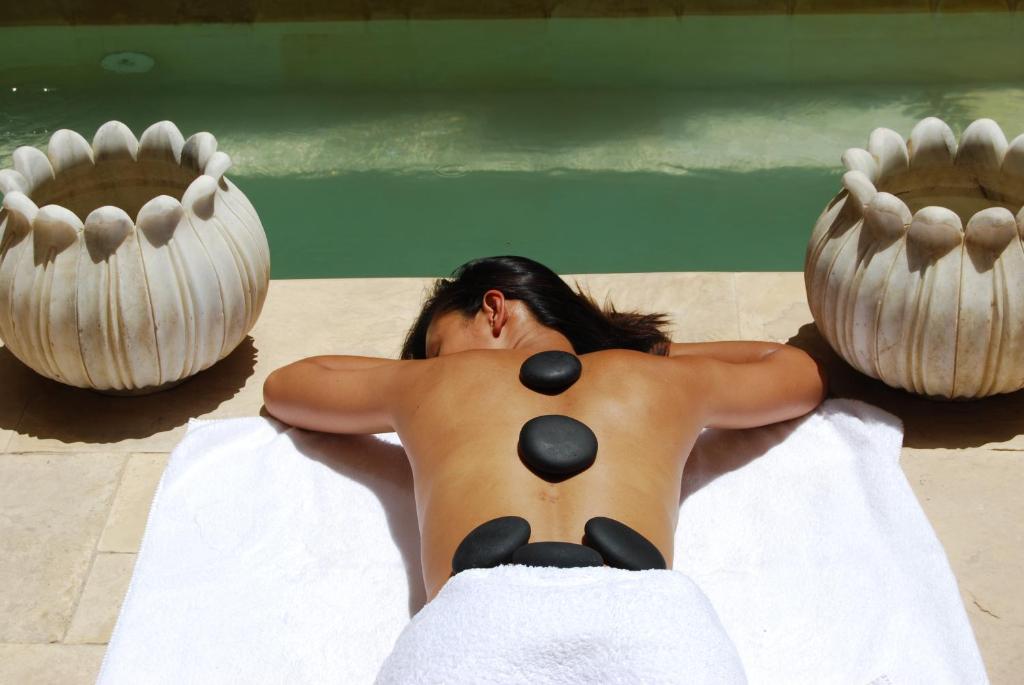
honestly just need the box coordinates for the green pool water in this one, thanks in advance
[1,16,1023,278]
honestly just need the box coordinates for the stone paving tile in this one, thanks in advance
[5,335,258,454]
[247,276,435,364]
[0,452,126,642]
[901,446,1024,685]
[735,271,811,341]
[573,272,740,341]
[98,454,170,553]
[833,352,1024,452]
[0,643,105,685]
[64,553,137,645]
[0,341,35,451]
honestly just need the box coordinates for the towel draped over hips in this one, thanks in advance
[375,564,747,684]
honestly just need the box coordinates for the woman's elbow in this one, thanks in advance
[262,368,289,419]
[793,346,829,408]
[774,344,829,413]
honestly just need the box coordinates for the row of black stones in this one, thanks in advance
[450,350,667,575]
[451,515,667,574]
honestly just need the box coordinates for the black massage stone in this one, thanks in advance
[583,516,667,571]
[519,350,583,395]
[452,516,532,574]
[518,415,598,477]
[512,541,605,568]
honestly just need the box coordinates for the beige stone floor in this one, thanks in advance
[1,272,1020,684]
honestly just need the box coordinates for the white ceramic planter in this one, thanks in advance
[805,117,1024,400]
[0,121,270,394]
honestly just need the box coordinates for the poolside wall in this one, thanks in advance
[2,13,1023,90]
[1,0,1021,25]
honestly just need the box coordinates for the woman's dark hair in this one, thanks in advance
[400,256,672,359]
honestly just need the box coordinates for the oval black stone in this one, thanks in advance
[511,541,604,568]
[519,350,582,395]
[452,516,532,574]
[518,415,598,477]
[583,516,667,571]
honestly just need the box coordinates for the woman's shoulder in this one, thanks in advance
[579,347,675,367]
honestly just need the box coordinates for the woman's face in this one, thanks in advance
[422,290,530,358]
[423,309,498,358]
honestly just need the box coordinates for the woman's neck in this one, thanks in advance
[507,325,575,354]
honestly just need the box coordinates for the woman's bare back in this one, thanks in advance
[264,336,827,604]
[391,348,704,601]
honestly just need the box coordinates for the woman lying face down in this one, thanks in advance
[262,256,829,602]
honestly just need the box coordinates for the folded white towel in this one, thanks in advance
[97,398,988,684]
[679,399,987,684]
[375,564,748,685]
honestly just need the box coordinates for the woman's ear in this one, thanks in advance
[481,289,509,337]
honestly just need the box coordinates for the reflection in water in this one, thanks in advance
[5,84,1024,176]
[2,83,1023,276]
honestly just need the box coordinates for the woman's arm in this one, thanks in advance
[263,355,419,434]
[663,340,789,363]
[669,341,829,429]
[283,355,398,371]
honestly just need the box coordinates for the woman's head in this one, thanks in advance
[400,256,672,359]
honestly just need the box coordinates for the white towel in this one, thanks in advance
[97,398,988,684]
[374,564,748,685]
[678,399,987,684]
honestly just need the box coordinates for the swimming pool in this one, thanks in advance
[2,14,1022,277]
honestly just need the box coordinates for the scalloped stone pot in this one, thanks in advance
[0,121,270,394]
[806,117,1024,400]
